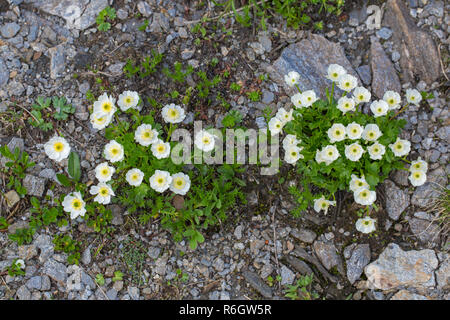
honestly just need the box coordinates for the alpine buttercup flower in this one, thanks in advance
[104,140,124,163]
[149,170,172,193]
[284,146,304,164]
[327,123,346,143]
[118,91,140,111]
[89,182,115,205]
[389,137,411,157]
[90,111,113,130]
[355,217,376,234]
[194,130,215,152]
[370,100,389,117]
[268,117,284,136]
[349,174,369,193]
[406,88,422,106]
[275,107,293,124]
[44,136,71,162]
[93,93,117,116]
[354,187,376,206]
[169,172,191,195]
[283,134,301,150]
[410,157,428,173]
[291,93,304,108]
[345,143,364,162]
[321,145,340,165]
[383,90,401,110]
[313,196,336,214]
[337,73,357,92]
[161,103,186,124]
[62,191,86,219]
[346,122,364,140]
[362,124,382,142]
[408,170,427,187]
[134,123,158,147]
[300,90,318,107]
[126,168,145,187]
[326,64,346,82]
[95,162,115,182]
[353,87,371,104]
[337,96,356,113]
[367,142,386,160]
[284,71,300,87]
[151,139,171,159]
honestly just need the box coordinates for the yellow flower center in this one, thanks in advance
[157,177,164,184]
[102,102,112,112]
[173,178,185,189]
[71,199,82,210]
[359,95,364,100]
[157,145,165,153]
[99,187,109,196]
[111,148,119,155]
[53,142,64,152]
[102,169,109,175]
[169,109,178,118]
[125,97,132,104]
[396,144,402,150]
[143,131,152,139]
[202,137,210,144]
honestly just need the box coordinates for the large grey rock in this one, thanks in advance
[34,234,54,263]
[384,180,410,220]
[383,0,442,84]
[280,264,295,286]
[411,167,448,208]
[364,243,438,290]
[370,38,401,99]
[26,276,42,290]
[31,0,109,30]
[16,285,31,300]
[22,175,46,197]
[242,270,273,298]
[268,33,360,99]
[390,289,431,300]
[313,240,345,276]
[345,244,371,285]
[1,22,20,38]
[408,218,440,244]
[291,228,316,244]
[43,259,67,284]
[436,253,450,290]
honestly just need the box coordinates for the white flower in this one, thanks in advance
[345,143,364,162]
[362,124,382,142]
[291,93,304,108]
[406,88,422,106]
[353,87,371,104]
[410,157,428,173]
[89,182,115,205]
[346,122,363,140]
[367,142,386,160]
[283,134,301,149]
[313,196,336,214]
[149,170,172,193]
[284,146,304,164]
[370,100,389,117]
[126,168,145,187]
[327,123,346,143]
[95,162,115,182]
[90,111,113,130]
[408,170,427,187]
[134,123,158,147]
[118,91,140,111]
[300,90,318,107]
[337,96,356,113]
[383,90,401,110]
[104,140,124,163]
[321,145,340,165]
[151,139,171,159]
[275,107,293,124]
[169,172,191,195]
[355,217,376,234]
[326,64,346,82]
[389,137,411,157]
[161,103,186,124]
[44,136,71,162]
[354,187,377,206]
[194,130,215,152]
[284,71,300,87]
[62,191,86,219]
[93,93,117,116]
[315,149,325,164]
[268,117,284,136]
[349,174,369,193]
[337,73,358,92]
[15,259,25,269]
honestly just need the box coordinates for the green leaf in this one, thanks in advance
[56,174,72,187]
[68,151,81,182]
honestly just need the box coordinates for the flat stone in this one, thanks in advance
[26,276,42,290]
[313,240,345,276]
[384,180,410,220]
[106,288,117,300]
[268,33,360,99]
[0,58,8,87]
[16,285,31,300]
[383,0,442,84]
[43,259,67,284]
[137,1,152,17]
[411,167,447,208]
[1,22,20,38]
[390,289,430,300]
[345,244,371,284]
[234,225,243,240]
[356,65,372,86]
[376,27,393,39]
[364,243,438,290]
[370,38,401,99]
[22,175,46,197]
[49,44,66,80]
[128,286,140,300]
[391,169,409,186]
[280,264,295,286]
[242,270,273,298]
[291,228,316,244]
[18,245,38,260]
[408,218,440,244]
[284,255,314,275]
[4,190,20,208]
[436,253,450,290]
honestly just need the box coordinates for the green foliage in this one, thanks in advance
[0,217,9,230]
[95,273,105,286]
[0,145,35,197]
[53,234,82,265]
[123,50,164,78]
[284,274,319,300]
[96,6,116,31]
[120,238,147,285]
[68,151,81,182]
[246,90,261,102]
[28,96,75,131]
[7,259,25,277]
[163,62,194,83]
[230,82,242,92]
[222,109,243,128]
[196,71,221,99]
[112,270,124,282]
[8,227,34,246]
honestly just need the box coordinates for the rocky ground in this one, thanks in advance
[0,0,449,300]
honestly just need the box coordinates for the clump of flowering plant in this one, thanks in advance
[271,65,429,233]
